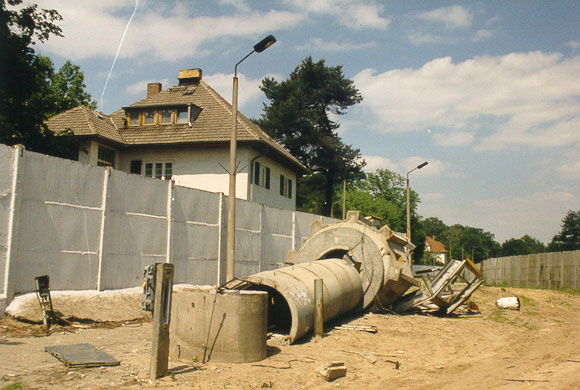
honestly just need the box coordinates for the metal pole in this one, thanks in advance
[226,76,238,282]
[342,178,346,220]
[406,174,411,242]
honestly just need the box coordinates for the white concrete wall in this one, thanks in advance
[0,145,336,308]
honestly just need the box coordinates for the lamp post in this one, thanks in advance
[406,161,428,247]
[226,35,276,282]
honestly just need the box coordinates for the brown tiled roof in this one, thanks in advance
[47,80,307,173]
[46,105,123,144]
[426,236,447,253]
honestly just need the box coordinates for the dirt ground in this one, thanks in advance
[1,286,579,390]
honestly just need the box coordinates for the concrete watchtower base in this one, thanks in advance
[170,287,267,363]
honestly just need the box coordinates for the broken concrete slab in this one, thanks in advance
[316,361,347,381]
[45,343,120,368]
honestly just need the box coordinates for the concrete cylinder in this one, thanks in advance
[170,287,267,363]
[245,258,363,343]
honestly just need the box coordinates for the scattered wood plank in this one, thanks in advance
[334,324,377,333]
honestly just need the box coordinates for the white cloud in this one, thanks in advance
[125,78,170,97]
[474,191,579,243]
[362,155,447,177]
[39,2,305,60]
[433,131,475,147]
[353,52,580,151]
[284,0,390,29]
[472,29,493,42]
[296,38,376,52]
[414,5,473,28]
[362,155,398,172]
[204,72,281,110]
[407,33,454,45]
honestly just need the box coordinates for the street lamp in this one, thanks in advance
[227,35,276,282]
[406,161,428,247]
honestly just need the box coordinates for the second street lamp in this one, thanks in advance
[226,35,276,282]
[406,161,428,249]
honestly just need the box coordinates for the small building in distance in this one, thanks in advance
[425,236,448,264]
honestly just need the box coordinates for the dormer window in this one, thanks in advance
[128,111,140,126]
[125,105,201,127]
[176,108,188,124]
[144,110,155,125]
[160,109,173,124]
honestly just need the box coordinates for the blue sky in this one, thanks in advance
[35,0,579,244]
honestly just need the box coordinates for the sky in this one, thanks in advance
[32,0,579,244]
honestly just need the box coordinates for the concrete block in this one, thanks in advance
[316,361,347,381]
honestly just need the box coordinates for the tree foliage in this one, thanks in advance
[0,0,95,158]
[548,210,580,252]
[501,235,545,256]
[258,56,365,215]
[343,168,426,259]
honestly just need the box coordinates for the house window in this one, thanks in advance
[144,110,156,125]
[127,111,140,126]
[130,160,142,174]
[97,146,115,167]
[160,109,173,124]
[254,161,270,189]
[144,162,173,180]
[280,175,292,198]
[176,108,188,123]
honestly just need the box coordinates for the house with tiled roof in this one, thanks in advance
[46,68,307,210]
[425,236,448,264]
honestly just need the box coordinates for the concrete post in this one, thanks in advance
[150,262,174,380]
[314,278,323,338]
[166,180,174,264]
[2,145,24,302]
[96,168,111,291]
[216,193,224,285]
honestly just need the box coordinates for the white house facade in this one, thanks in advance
[47,68,307,211]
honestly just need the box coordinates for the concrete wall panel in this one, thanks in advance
[482,251,580,290]
[20,151,103,207]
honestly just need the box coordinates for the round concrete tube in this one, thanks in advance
[170,287,267,363]
[287,210,416,309]
[245,258,363,343]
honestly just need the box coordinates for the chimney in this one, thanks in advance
[147,82,162,98]
[178,68,202,86]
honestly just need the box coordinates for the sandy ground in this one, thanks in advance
[1,286,579,390]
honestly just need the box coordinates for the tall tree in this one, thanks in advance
[501,235,545,256]
[1,1,94,159]
[258,56,364,215]
[1,0,62,149]
[548,210,580,252]
[423,217,448,239]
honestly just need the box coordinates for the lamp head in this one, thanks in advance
[253,35,277,53]
[417,161,428,169]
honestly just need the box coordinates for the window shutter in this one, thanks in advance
[280,174,284,195]
[265,167,270,189]
[130,160,142,174]
[288,179,292,199]
[254,162,260,185]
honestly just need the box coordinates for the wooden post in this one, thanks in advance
[150,263,174,380]
[314,278,323,338]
